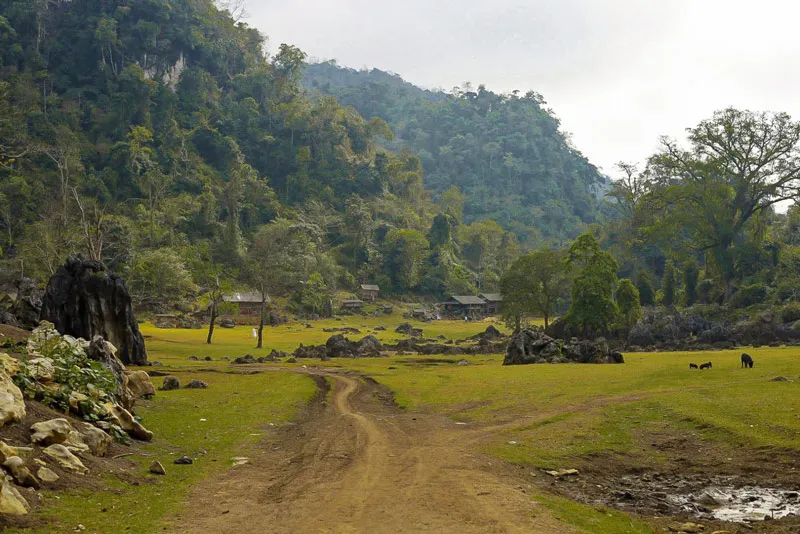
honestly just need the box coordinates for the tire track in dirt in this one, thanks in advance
[168,370,566,533]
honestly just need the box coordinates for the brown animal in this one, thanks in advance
[741,353,754,368]
[689,363,698,369]
[699,362,712,370]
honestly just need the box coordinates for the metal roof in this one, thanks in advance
[479,293,503,302]
[445,296,487,305]
[223,292,267,303]
[360,284,380,291]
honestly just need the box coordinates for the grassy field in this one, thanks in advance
[7,363,316,533]
[10,314,800,533]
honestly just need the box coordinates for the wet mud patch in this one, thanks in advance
[668,483,800,521]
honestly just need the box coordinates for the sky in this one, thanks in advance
[243,0,800,181]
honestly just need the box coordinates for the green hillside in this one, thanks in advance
[304,61,608,244]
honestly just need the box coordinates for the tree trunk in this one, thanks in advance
[206,300,217,344]
[257,299,266,349]
[543,312,549,329]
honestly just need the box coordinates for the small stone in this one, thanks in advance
[185,380,208,389]
[457,359,470,366]
[173,456,193,465]
[0,371,26,429]
[28,357,56,383]
[231,457,250,466]
[149,460,166,475]
[545,469,579,478]
[770,376,789,382]
[671,523,705,533]
[160,376,180,391]
[37,466,59,483]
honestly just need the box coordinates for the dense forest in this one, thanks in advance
[0,0,530,311]
[304,61,608,245]
[2,0,799,334]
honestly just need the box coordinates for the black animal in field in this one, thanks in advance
[699,362,712,370]
[741,353,754,368]
[689,363,698,369]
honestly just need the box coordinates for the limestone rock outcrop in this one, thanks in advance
[39,257,147,365]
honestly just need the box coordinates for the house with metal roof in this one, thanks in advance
[479,293,504,315]
[359,284,380,302]
[442,295,488,317]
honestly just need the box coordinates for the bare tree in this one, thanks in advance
[214,0,249,22]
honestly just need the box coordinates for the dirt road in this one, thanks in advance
[171,371,564,533]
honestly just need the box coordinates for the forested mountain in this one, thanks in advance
[0,0,526,308]
[304,61,608,244]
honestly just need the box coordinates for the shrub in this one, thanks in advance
[780,302,800,324]
[731,283,767,308]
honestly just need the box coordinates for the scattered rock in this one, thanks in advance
[64,431,91,455]
[231,457,250,466]
[670,523,705,533]
[28,357,55,383]
[395,323,423,337]
[0,472,30,515]
[173,456,193,465]
[185,380,208,389]
[125,370,156,400]
[219,319,235,328]
[0,353,20,377]
[0,370,25,429]
[78,423,113,457]
[160,376,180,391]
[545,469,580,478]
[43,444,88,474]
[3,456,39,488]
[86,335,132,408]
[770,376,790,382]
[504,329,624,365]
[30,418,73,446]
[457,359,470,366]
[109,404,153,441]
[286,357,297,364]
[233,354,257,365]
[149,460,166,475]
[39,257,148,365]
[37,466,59,483]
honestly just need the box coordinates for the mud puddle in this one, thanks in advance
[669,485,800,522]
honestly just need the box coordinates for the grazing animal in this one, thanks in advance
[741,353,754,368]
[689,363,698,369]
[699,362,712,370]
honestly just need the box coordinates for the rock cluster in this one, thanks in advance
[39,257,147,365]
[395,323,423,337]
[293,334,384,360]
[503,329,624,365]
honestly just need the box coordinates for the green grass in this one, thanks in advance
[8,368,316,533]
[11,314,800,533]
[335,348,800,468]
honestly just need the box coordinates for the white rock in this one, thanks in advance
[0,371,25,429]
[28,357,55,383]
[0,472,29,515]
[78,424,112,457]
[0,353,20,377]
[31,418,73,445]
[37,466,59,483]
[42,444,88,474]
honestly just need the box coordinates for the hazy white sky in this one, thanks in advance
[244,0,800,179]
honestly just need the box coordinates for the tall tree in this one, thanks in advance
[566,234,619,335]
[647,109,800,296]
[661,260,676,308]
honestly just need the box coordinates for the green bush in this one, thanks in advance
[780,302,800,323]
[732,283,767,308]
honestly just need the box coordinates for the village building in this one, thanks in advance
[442,295,488,317]
[359,284,380,303]
[479,293,504,315]
[222,292,267,317]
